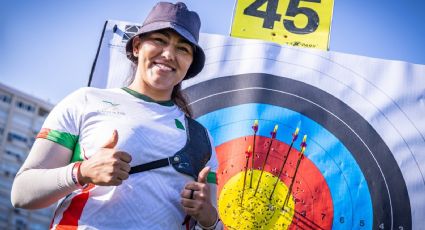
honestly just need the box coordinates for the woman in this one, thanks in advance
[11,2,221,229]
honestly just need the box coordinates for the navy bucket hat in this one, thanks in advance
[126,2,205,79]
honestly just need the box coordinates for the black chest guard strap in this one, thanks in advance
[129,117,212,181]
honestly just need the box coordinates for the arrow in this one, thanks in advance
[250,120,259,188]
[254,124,278,196]
[269,128,299,200]
[283,135,307,210]
[241,145,252,206]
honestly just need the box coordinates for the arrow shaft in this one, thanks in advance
[254,138,274,196]
[250,134,256,188]
[240,157,250,206]
[269,142,294,200]
[283,155,303,208]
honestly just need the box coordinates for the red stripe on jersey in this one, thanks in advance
[55,184,94,229]
[37,128,51,139]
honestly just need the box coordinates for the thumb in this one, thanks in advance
[197,166,211,183]
[102,130,118,148]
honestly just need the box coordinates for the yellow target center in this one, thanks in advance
[218,170,295,229]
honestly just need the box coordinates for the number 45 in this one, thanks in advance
[243,0,320,34]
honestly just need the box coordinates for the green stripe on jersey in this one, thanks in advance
[71,142,83,162]
[43,129,83,162]
[207,172,217,184]
[45,130,78,150]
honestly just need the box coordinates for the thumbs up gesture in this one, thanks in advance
[181,166,218,227]
[78,130,132,186]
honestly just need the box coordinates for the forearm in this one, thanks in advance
[11,163,79,209]
[11,138,79,209]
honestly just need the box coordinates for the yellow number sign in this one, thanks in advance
[231,0,334,50]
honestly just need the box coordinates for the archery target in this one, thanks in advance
[183,73,411,229]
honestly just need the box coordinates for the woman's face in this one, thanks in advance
[133,29,194,96]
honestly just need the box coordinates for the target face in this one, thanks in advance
[183,73,411,230]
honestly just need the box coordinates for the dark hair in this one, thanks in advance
[171,83,192,117]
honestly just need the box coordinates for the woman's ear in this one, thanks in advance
[132,36,141,57]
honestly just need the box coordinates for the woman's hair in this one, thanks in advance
[171,83,192,117]
[127,63,193,117]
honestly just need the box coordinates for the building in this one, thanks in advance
[0,83,55,230]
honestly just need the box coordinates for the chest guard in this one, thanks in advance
[129,117,212,181]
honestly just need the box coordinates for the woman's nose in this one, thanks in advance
[161,45,176,61]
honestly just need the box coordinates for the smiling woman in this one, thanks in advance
[11,2,222,230]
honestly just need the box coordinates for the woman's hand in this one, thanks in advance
[78,130,132,186]
[181,166,218,227]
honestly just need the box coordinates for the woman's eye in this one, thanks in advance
[178,47,190,53]
[178,45,193,54]
[153,37,166,44]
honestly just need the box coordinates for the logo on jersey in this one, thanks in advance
[97,100,126,116]
[175,119,185,130]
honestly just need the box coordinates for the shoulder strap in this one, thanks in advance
[129,117,212,180]
[171,117,212,180]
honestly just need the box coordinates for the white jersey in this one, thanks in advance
[39,87,218,230]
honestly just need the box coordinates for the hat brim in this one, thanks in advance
[125,22,205,80]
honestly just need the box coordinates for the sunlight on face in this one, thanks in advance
[132,29,194,99]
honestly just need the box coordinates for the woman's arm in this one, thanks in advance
[11,130,132,210]
[11,138,79,209]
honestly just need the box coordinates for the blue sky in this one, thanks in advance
[1,0,424,104]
